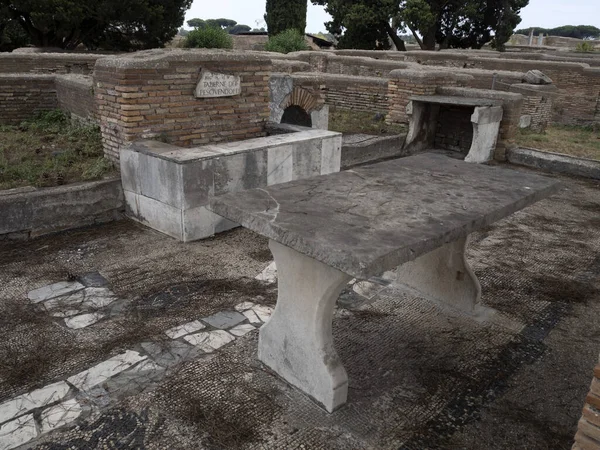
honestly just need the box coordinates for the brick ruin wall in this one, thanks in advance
[0,75,58,124]
[573,360,600,450]
[0,53,101,75]
[55,75,97,123]
[94,49,272,161]
[321,75,389,114]
[0,74,96,126]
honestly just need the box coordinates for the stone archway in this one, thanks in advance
[281,105,312,127]
[269,76,329,130]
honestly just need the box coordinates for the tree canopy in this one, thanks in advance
[186,18,252,35]
[515,25,600,40]
[0,0,192,51]
[311,0,529,51]
[265,0,307,36]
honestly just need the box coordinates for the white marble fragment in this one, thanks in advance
[51,309,80,318]
[0,381,70,424]
[183,330,234,352]
[28,281,85,303]
[67,350,147,392]
[165,320,206,339]
[242,309,262,325]
[352,280,386,300]
[64,313,104,330]
[255,262,277,283]
[40,399,83,433]
[0,414,37,450]
[252,305,274,323]
[234,302,255,312]
[229,324,256,337]
[81,287,118,309]
[42,290,86,311]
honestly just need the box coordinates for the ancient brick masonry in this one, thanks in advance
[573,362,600,450]
[0,53,100,75]
[55,75,97,123]
[386,69,474,125]
[0,74,57,124]
[94,49,272,161]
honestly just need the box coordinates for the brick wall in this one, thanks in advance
[434,106,474,153]
[573,361,600,450]
[400,51,600,126]
[0,53,102,74]
[386,69,474,125]
[295,52,408,77]
[0,75,57,124]
[55,75,97,123]
[510,84,557,132]
[436,86,523,160]
[321,75,389,114]
[94,49,272,161]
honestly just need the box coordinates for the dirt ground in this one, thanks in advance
[1,165,599,449]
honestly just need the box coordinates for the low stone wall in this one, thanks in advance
[95,49,272,161]
[509,84,557,132]
[0,179,124,239]
[55,75,97,123]
[293,52,409,77]
[0,74,57,124]
[0,52,102,74]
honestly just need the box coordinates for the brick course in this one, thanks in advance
[573,362,600,450]
[0,75,57,124]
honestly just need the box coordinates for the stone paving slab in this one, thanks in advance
[0,381,70,425]
[0,414,37,450]
[67,351,148,392]
[28,281,85,303]
[209,153,561,279]
[202,311,246,329]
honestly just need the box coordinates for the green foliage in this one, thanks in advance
[265,0,307,36]
[265,29,309,53]
[0,0,192,50]
[186,17,251,34]
[576,41,596,53]
[184,26,233,49]
[312,0,529,51]
[515,25,600,40]
[0,19,30,52]
[0,110,113,189]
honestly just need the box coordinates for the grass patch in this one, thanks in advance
[516,124,600,161]
[329,109,407,136]
[0,110,116,190]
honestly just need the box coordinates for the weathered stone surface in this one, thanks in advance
[0,381,70,424]
[64,312,104,329]
[165,320,206,339]
[28,281,84,303]
[195,70,241,98]
[78,272,109,288]
[409,95,501,107]
[229,324,256,337]
[40,399,83,433]
[523,69,553,85]
[67,350,147,392]
[0,414,37,450]
[209,153,561,279]
[140,341,199,368]
[183,330,235,352]
[508,147,600,181]
[202,311,246,329]
[255,261,277,283]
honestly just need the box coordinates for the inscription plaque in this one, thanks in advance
[195,70,241,98]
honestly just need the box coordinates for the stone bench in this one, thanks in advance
[209,153,560,412]
[404,95,504,163]
[120,129,342,241]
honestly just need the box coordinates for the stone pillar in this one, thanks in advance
[529,29,535,46]
[537,33,544,46]
[510,84,558,133]
[94,49,272,162]
[386,69,473,125]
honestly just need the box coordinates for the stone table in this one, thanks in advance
[209,153,560,413]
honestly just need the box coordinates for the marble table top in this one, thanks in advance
[209,153,560,279]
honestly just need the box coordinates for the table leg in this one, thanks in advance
[259,240,352,413]
[394,236,501,322]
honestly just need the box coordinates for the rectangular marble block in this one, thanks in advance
[122,130,342,242]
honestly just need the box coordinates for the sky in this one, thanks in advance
[184,0,600,34]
